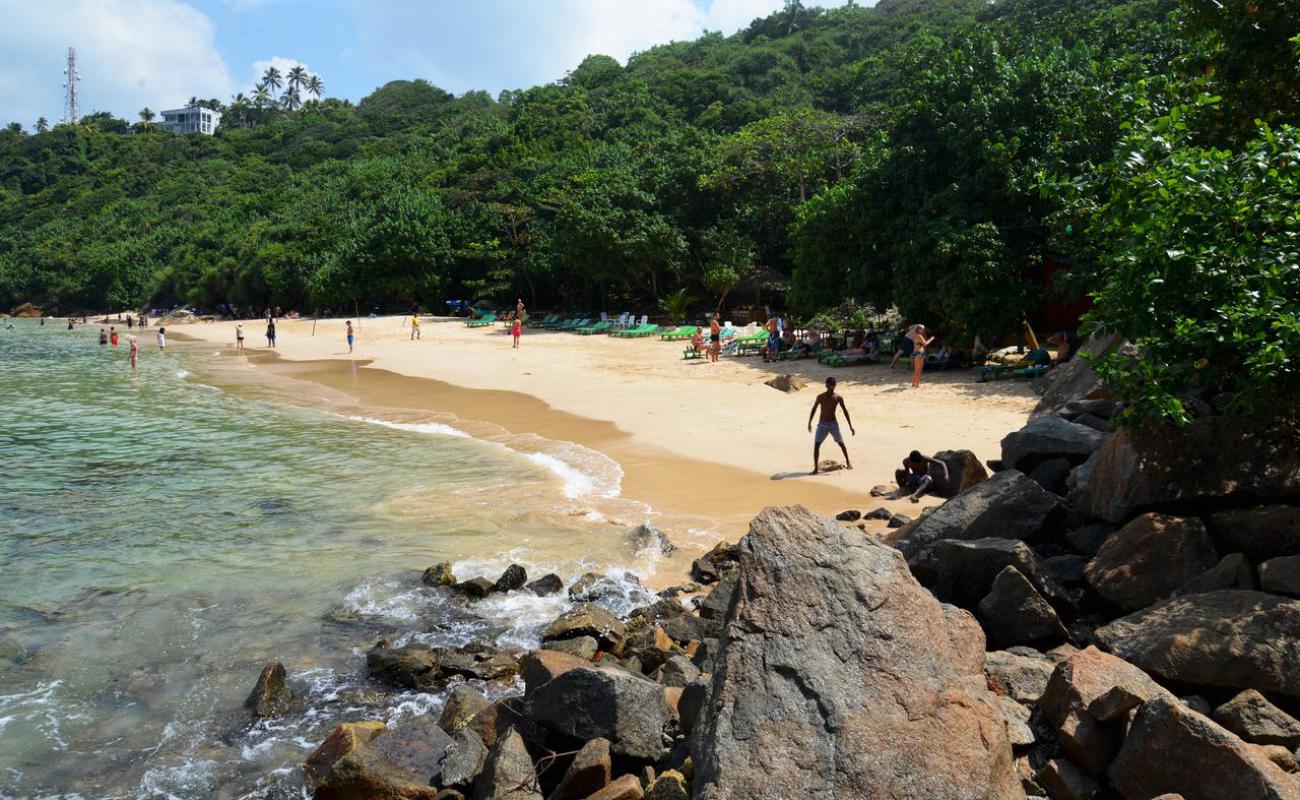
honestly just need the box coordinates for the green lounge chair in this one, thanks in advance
[559,317,589,331]
[682,346,704,359]
[660,325,698,341]
[612,323,654,338]
[467,313,496,328]
[732,331,769,356]
[528,313,556,328]
[978,348,1051,382]
[577,320,613,335]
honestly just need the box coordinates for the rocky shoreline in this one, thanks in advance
[251,342,1300,799]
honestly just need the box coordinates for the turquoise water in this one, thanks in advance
[0,320,672,799]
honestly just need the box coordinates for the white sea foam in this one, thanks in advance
[345,415,470,439]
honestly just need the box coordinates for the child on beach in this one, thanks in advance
[346,320,354,353]
[99,328,108,346]
[266,318,276,348]
[512,313,522,348]
[128,336,138,369]
[157,327,166,350]
[235,323,245,353]
[411,315,421,340]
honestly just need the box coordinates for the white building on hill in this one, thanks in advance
[160,105,221,135]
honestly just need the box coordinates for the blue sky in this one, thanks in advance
[0,0,862,129]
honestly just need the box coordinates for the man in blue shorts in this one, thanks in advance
[806,376,855,474]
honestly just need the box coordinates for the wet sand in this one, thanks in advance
[174,316,1037,560]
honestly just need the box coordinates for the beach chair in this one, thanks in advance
[978,349,1051,382]
[558,317,586,331]
[466,313,497,328]
[682,346,704,359]
[577,320,613,335]
[660,325,697,341]
[824,352,879,368]
[612,323,652,338]
[732,331,769,356]
[531,314,558,328]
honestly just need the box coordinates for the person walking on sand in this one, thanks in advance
[157,326,166,350]
[235,323,245,353]
[266,317,276,348]
[709,313,721,363]
[511,312,522,349]
[516,298,525,319]
[128,335,138,369]
[908,324,934,389]
[110,326,118,348]
[346,320,354,353]
[807,376,855,474]
[410,314,421,341]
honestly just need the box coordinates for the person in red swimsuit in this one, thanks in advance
[512,313,522,349]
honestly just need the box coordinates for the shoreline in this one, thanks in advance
[170,315,1036,567]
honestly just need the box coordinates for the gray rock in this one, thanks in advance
[439,685,492,734]
[473,728,541,800]
[1036,758,1100,800]
[864,507,894,521]
[1260,556,1300,597]
[455,577,495,599]
[493,564,527,593]
[1072,413,1111,432]
[1082,416,1300,524]
[1065,451,1099,509]
[626,522,676,555]
[543,604,627,654]
[524,666,671,761]
[1084,513,1219,611]
[1205,506,1300,564]
[651,655,699,688]
[1001,416,1109,474]
[549,737,610,800]
[1184,553,1256,594]
[835,509,862,522]
[886,470,1064,559]
[1029,457,1073,495]
[978,566,1068,647]
[930,449,990,498]
[1214,690,1300,748]
[245,661,293,719]
[423,561,456,587]
[440,728,488,788]
[435,646,519,682]
[367,645,440,691]
[678,678,708,736]
[887,513,912,529]
[1109,696,1299,800]
[1045,554,1088,587]
[1030,332,1123,419]
[1064,523,1113,557]
[990,693,1036,746]
[542,636,598,660]
[1096,590,1300,699]
[984,650,1055,704]
[690,506,1023,800]
[909,537,1071,612]
[697,572,737,621]
[525,574,563,596]
[689,541,740,584]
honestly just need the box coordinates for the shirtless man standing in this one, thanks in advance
[807,376,855,474]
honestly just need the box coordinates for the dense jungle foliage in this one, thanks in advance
[1,0,1296,421]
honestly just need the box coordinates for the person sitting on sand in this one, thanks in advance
[896,450,949,503]
[807,376,855,474]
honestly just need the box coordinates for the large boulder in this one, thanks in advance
[520,650,591,698]
[367,645,440,691]
[1108,696,1300,800]
[1260,556,1300,597]
[978,566,1068,647]
[1039,646,1173,776]
[303,720,445,800]
[690,541,740,584]
[1000,416,1109,474]
[1032,333,1124,419]
[1084,513,1219,611]
[1184,553,1256,594]
[1205,506,1300,563]
[1081,416,1300,524]
[931,449,989,498]
[549,737,611,800]
[439,728,488,789]
[542,604,627,654]
[886,470,1065,558]
[984,649,1055,704]
[1095,591,1300,699]
[691,506,1024,800]
[473,728,541,800]
[523,666,671,760]
[1213,690,1300,748]
[908,537,1071,612]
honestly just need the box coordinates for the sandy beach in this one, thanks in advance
[174,315,1037,547]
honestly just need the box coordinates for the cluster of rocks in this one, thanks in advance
[872,357,1300,798]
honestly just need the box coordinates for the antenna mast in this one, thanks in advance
[62,47,80,124]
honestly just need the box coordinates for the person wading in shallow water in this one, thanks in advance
[807,376,855,474]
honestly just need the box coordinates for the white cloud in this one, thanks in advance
[0,0,234,128]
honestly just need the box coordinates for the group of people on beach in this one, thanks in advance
[91,317,164,371]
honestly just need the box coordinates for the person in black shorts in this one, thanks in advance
[896,450,949,502]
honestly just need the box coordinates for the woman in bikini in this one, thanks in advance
[709,314,721,363]
[909,324,935,388]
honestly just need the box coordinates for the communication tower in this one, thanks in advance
[62,47,80,124]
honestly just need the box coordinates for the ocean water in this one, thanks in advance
[0,320,678,799]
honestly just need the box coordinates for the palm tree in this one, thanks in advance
[35,117,49,133]
[139,107,155,123]
[252,84,272,109]
[280,88,302,111]
[306,74,324,100]
[261,66,283,95]
[286,65,308,95]
[228,93,249,128]
[188,95,200,108]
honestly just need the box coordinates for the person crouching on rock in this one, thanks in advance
[896,450,948,503]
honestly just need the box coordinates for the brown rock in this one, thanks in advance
[584,774,643,800]
[1108,696,1300,800]
[245,661,293,718]
[521,650,592,698]
[643,770,688,800]
[1214,690,1300,748]
[764,374,806,393]
[304,721,386,789]
[1254,744,1299,773]
[550,737,610,800]
[543,637,599,660]
[1084,513,1219,612]
[543,604,627,654]
[931,449,990,498]
[1260,556,1300,597]
[422,561,456,587]
[691,506,1023,799]
[1095,590,1300,699]
[1040,646,1172,776]
[977,566,1068,646]
[1036,758,1100,800]
[473,728,541,800]
[1081,416,1300,524]
[303,719,442,800]
[438,685,491,734]
[1184,553,1255,594]
[984,649,1055,704]
[1205,506,1300,564]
